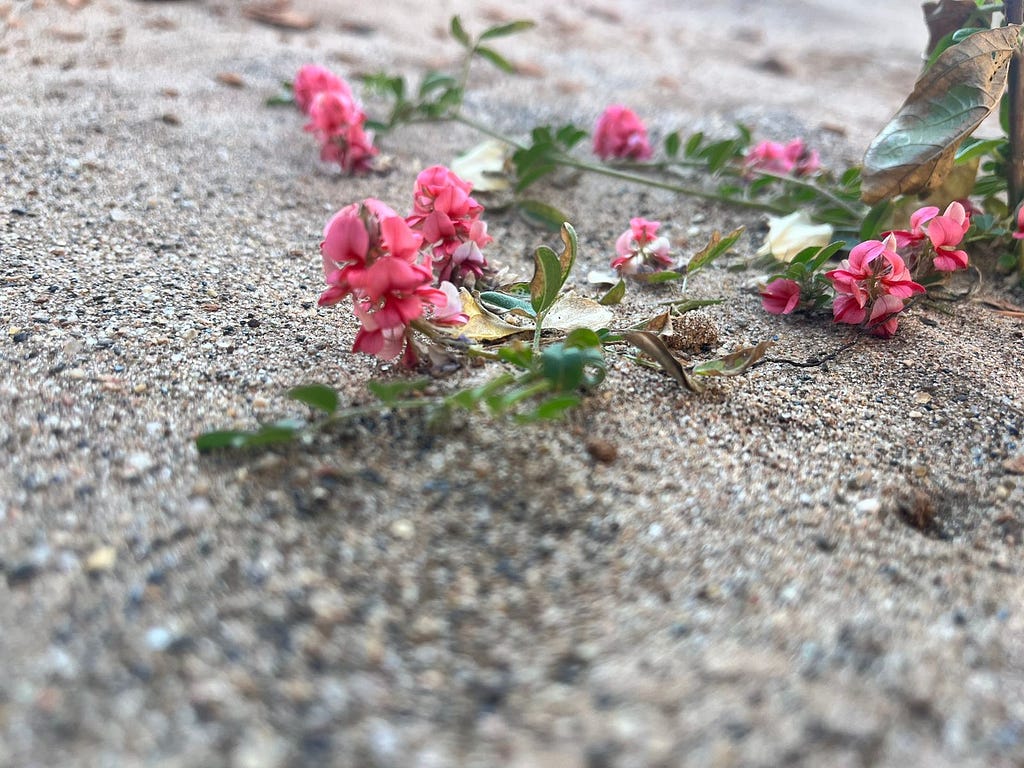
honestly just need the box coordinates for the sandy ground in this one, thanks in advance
[3,1,1024,766]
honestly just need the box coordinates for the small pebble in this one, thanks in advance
[84,545,117,574]
[854,498,881,515]
[390,519,415,540]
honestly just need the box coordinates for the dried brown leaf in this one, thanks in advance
[622,331,704,393]
[862,25,1020,204]
[923,0,977,55]
[216,72,246,88]
[243,2,316,30]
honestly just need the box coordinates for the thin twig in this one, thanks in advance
[756,338,860,369]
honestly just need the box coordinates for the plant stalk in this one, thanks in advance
[1007,0,1024,214]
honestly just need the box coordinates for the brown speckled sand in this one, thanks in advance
[2,1,1024,766]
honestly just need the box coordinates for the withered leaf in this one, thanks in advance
[450,289,529,341]
[243,2,317,30]
[692,340,772,377]
[216,72,246,88]
[622,331,704,393]
[923,0,978,55]
[862,25,1020,204]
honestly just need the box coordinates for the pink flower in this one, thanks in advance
[294,64,352,114]
[825,234,925,337]
[923,202,969,271]
[611,217,674,276]
[305,90,378,174]
[593,105,652,161]
[744,138,819,177]
[745,141,792,175]
[760,278,801,315]
[1013,206,1024,240]
[423,281,469,326]
[406,165,491,285]
[318,200,443,362]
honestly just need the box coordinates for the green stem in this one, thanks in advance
[452,114,789,213]
[554,156,790,214]
[741,169,864,217]
[532,310,546,353]
[452,113,527,150]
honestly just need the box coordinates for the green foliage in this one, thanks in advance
[288,384,339,414]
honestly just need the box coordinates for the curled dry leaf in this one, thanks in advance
[923,0,978,55]
[243,1,317,30]
[216,72,246,88]
[621,331,704,393]
[543,292,614,331]
[862,25,1021,204]
[691,340,772,377]
[451,289,529,341]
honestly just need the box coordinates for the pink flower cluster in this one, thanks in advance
[406,165,491,286]
[887,201,970,272]
[318,199,468,363]
[294,64,377,174]
[611,217,674,276]
[825,235,925,338]
[317,166,491,363]
[593,105,652,161]
[744,138,819,177]
[760,202,972,338]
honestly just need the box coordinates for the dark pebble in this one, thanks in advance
[12,332,29,343]
[7,562,40,587]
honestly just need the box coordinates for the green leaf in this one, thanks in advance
[195,430,254,452]
[563,327,603,350]
[474,45,516,74]
[599,279,626,305]
[951,26,989,44]
[664,131,681,158]
[479,19,536,40]
[955,136,1005,163]
[521,394,581,422]
[861,25,1020,203]
[859,200,893,241]
[195,422,302,453]
[541,344,606,391]
[687,226,744,275]
[517,199,568,231]
[419,71,458,97]
[530,245,563,314]
[692,340,772,377]
[265,94,294,107]
[287,384,339,414]
[479,291,537,316]
[367,379,430,404]
[621,331,704,393]
[684,131,704,157]
[555,124,588,149]
[450,15,471,47]
[645,270,683,284]
[497,343,534,369]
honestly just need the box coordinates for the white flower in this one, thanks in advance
[756,211,833,262]
[450,140,512,192]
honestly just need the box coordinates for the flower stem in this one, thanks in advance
[452,113,527,150]
[554,156,791,214]
[1007,0,1024,212]
[451,114,790,214]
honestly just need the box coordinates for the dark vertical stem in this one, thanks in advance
[1007,1,1024,211]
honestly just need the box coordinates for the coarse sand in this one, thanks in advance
[2,1,1024,766]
